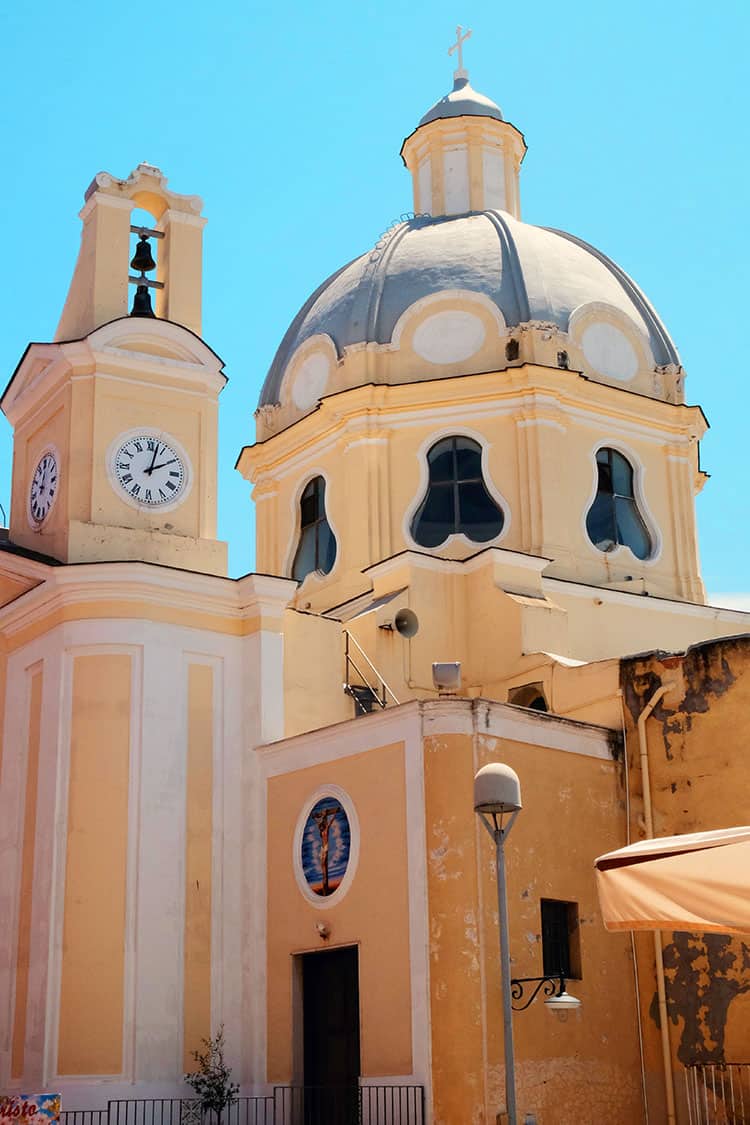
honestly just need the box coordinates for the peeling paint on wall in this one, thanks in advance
[621,637,739,762]
[620,635,750,1095]
[653,934,750,1065]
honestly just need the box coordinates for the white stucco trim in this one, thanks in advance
[254,388,701,488]
[0,563,296,639]
[580,438,663,567]
[544,577,750,624]
[364,545,551,583]
[0,616,268,1092]
[3,325,226,428]
[402,426,511,556]
[389,289,507,352]
[292,784,360,910]
[419,698,616,760]
[568,301,655,378]
[279,333,338,412]
[70,369,219,402]
[88,318,225,385]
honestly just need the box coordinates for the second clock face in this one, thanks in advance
[113,434,187,507]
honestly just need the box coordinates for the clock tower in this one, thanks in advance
[2,164,227,576]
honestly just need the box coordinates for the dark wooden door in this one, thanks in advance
[302,946,360,1123]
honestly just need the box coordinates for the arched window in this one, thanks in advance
[411,436,504,549]
[508,683,549,712]
[292,477,336,581]
[586,448,652,560]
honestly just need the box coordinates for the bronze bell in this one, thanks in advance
[130,284,155,318]
[130,234,156,274]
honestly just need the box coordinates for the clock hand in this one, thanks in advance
[146,443,160,476]
[150,458,178,471]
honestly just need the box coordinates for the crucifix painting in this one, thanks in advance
[301,797,351,897]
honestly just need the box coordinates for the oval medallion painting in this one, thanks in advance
[301,796,351,897]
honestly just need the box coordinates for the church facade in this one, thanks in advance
[1,56,748,1125]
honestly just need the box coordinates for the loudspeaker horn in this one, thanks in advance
[394,608,419,638]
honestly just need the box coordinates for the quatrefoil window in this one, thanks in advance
[292,476,337,581]
[586,447,652,560]
[411,436,504,549]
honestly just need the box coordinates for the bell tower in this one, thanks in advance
[2,165,228,576]
[55,162,206,338]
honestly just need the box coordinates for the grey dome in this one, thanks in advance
[418,75,503,126]
[259,209,679,407]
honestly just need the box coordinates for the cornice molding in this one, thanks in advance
[256,694,615,763]
[3,319,226,426]
[242,366,707,482]
[0,560,297,637]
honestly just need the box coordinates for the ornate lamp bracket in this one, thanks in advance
[510,973,566,1012]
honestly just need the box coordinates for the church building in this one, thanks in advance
[1,41,748,1125]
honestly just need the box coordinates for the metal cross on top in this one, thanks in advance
[448,25,472,80]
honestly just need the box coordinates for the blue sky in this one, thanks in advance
[0,0,747,598]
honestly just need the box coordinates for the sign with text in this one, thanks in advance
[0,1096,61,1125]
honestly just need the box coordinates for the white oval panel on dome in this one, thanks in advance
[291,352,331,410]
[581,322,639,382]
[412,310,486,365]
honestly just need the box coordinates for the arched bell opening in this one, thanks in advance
[128,206,164,319]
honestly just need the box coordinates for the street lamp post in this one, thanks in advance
[474,763,523,1125]
[474,763,581,1125]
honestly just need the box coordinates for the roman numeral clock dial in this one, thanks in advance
[28,450,59,527]
[111,433,188,510]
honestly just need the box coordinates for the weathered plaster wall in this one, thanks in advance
[621,636,750,1115]
[423,725,643,1124]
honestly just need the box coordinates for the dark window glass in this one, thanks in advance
[428,441,456,483]
[586,448,652,560]
[292,477,337,581]
[412,437,504,549]
[454,436,483,479]
[541,899,581,980]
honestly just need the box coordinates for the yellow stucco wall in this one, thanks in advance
[424,729,643,1124]
[57,654,131,1076]
[244,368,706,610]
[11,666,43,1079]
[265,743,412,1082]
[10,385,73,563]
[7,317,226,575]
[183,663,213,1069]
[282,609,350,737]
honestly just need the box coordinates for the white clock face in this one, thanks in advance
[29,451,59,526]
[113,434,187,507]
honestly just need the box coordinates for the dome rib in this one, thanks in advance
[482,210,531,325]
[348,220,416,345]
[544,227,681,367]
[257,211,681,409]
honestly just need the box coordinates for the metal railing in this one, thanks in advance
[61,1113,109,1125]
[66,1102,274,1125]
[274,1085,424,1124]
[343,630,400,715]
[686,1064,750,1124]
[62,1088,424,1125]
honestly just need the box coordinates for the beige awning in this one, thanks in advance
[595,827,750,935]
